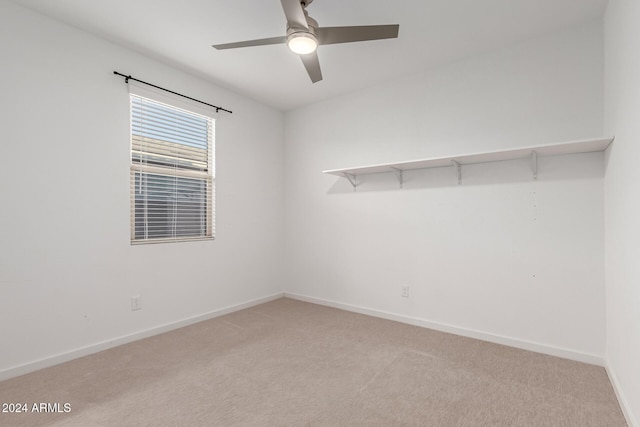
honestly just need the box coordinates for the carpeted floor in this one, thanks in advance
[0,298,627,426]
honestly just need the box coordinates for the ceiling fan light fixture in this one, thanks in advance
[287,32,318,55]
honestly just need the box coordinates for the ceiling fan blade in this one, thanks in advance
[280,0,309,30]
[300,52,323,83]
[213,36,287,50]
[317,25,399,45]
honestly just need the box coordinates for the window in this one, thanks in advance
[130,94,215,244]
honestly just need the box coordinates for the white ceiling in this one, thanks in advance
[11,0,608,111]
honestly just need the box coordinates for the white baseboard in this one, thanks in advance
[284,292,604,366]
[0,292,284,382]
[605,359,638,427]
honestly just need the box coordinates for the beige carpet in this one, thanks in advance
[0,298,627,426]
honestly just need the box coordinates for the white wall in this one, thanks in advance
[604,0,640,425]
[284,22,606,361]
[0,0,284,378]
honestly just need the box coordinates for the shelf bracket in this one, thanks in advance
[531,150,538,180]
[390,167,404,189]
[451,160,462,185]
[343,173,357,191]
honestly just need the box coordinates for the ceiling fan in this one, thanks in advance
[212,0,399,83]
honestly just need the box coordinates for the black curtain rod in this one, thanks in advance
[113,71,232,114]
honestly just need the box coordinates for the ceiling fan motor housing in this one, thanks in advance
[286,6,319,54]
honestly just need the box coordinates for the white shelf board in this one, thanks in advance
[323,137,614,177]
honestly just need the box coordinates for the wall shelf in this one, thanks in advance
[323,137,614,189]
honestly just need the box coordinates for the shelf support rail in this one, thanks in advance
[451,160,462,185]
[390,167,404,189]
[531,151,538,180]
[343,173,357,191]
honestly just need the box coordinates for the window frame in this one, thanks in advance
[128,83,216,245]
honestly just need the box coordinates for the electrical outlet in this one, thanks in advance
[131,295,142,311]
[401,286,409,298]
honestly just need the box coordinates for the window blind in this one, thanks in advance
[130,94,214,243]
